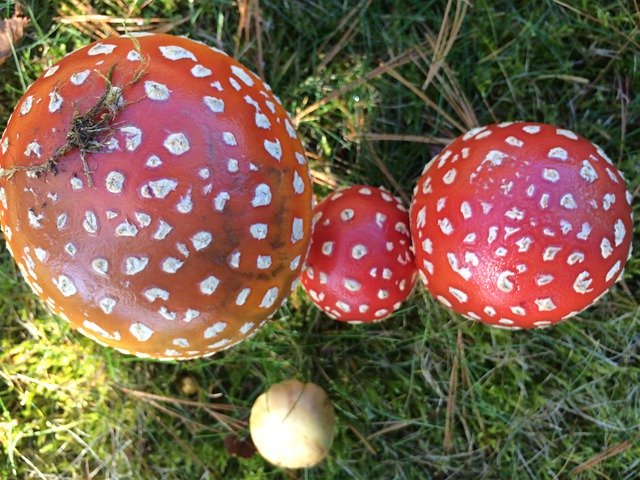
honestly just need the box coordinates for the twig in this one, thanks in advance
[570,440,633,475]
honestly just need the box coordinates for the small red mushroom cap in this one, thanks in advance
[0,34,313,358]
[410,122,634,329]
[301,186,417,323]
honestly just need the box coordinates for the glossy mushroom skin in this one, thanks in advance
[410,122,633,329]
[301,186,417,323]
[0,34,313,359]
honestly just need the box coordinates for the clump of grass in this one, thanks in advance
[1,0,639,479]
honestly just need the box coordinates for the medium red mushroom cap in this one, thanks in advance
[410,122,634,329]
[301,186,417,323]
[0,33,313,359]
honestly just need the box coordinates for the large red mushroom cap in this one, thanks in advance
[410,122,634,329]
[301,186,417,323]
[0,33,313,359]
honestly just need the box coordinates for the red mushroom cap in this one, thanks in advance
[301,186,417,323]
[0,33,313,359]
[410,122,634,329]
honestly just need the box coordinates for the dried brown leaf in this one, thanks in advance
[0,12,29,66]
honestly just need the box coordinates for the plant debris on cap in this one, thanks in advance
[410,122,634,329]
[301,185,417,323]
[0,33,313,359]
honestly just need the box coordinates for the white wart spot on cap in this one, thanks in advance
[236,288,251,306]
[557,129,578,140]
[291,218,304,243]
[130,322,154,341]
[213,191,230,211]
[341,209,355,221]
[496,271,515,293]
[159,45,197,61]
[48,90,63,112]
[106,171,125,193]
[290,255,301,271]
[523,125,541,134]
[460,202,472,219]
[264,139,282,160]
[146,155,162,168]
[53,275,77,297]
[560,194,577,209]
[567,251,585,265]
[88,43,117,56]
[163,133,190,155]
[199,276,220,295]
[145,81,171,101]
[115,221,138,237]
[443,168,457,185]
[162,257,184,273]
[20,96,34,115]
[125,256,149,275]
[24,141,42,158]
[343,279,361,292]
[293,171,305,194]
[92,258,109,276]
[602,193,615,211]
[231,65,255,86]
[227,250,241,269]
[257,255,272,269]
[154,220,173,240]
[191,231,212,250]
[159,307,176,320]
[438,218,454,235]
[204,96,224,113]
[223,132,237,146]
[259,287,279,308]
[542,168,560,183]
[548,147,568,160]
[29,210,44,228]
[127,49,142,61]
[543,246,562,261]
[449,287,468,303]
[134,212,151,227]
[252,184,272,207]
[505,136,524,147]
[580,160,598,182]
[605,260,622,282]
[352,244,368,260]
[614,219,626,246]
[204,322,227,339]
[250,223,268,240]
[535,274,554,286]
[191,64,212,77]
[144,287,169,302]
[600,238,613,259]
[43,65,59,78]
[176,190,193,213]
[69,69,91,86]
[535,298,556,311]
[183,310,200,322]
[99,297,117,314]
[64,243,77,256]
[573,271,593,294]
[83,211,99,234]
[142,179,178,199]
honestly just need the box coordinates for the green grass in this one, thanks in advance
[1,0,639,478]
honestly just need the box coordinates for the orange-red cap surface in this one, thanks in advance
[0,34,313,359]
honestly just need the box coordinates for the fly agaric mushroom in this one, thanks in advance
[410,122,634,329]
[300,186,417,323]
[0,33,313,359]
[250,379,335,469]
